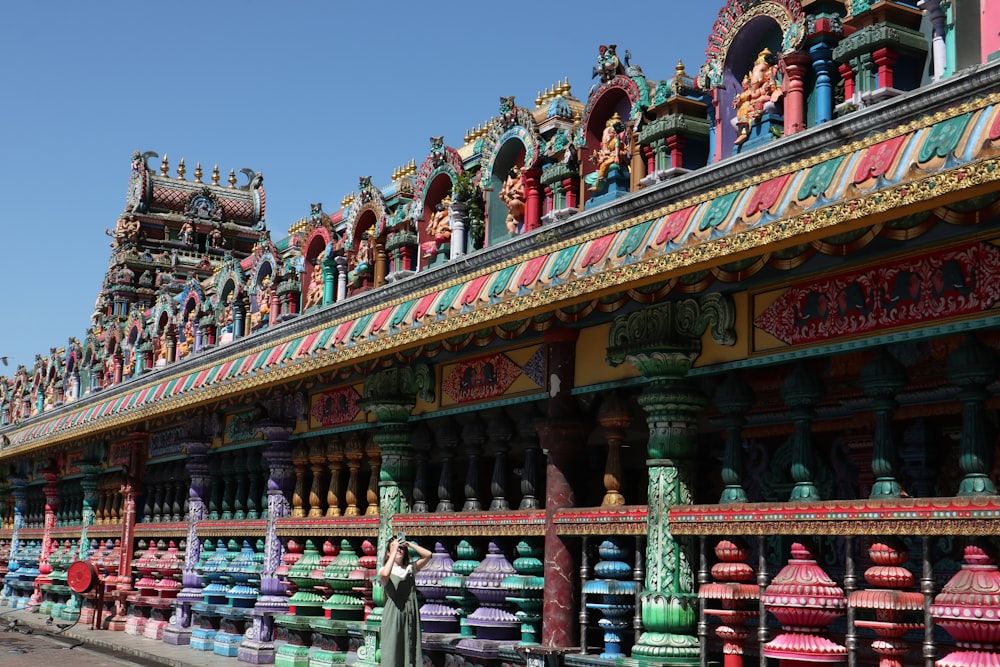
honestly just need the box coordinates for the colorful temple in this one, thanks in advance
[4,2,1000,666]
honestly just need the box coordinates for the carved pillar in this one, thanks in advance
[597,391,632,506]
[535,327,590,648]
[322,257,337,306]
[335,255,348,302]
[523,167,543,232]
[860,347,907,499]
[308,439,326,517]
[873,47,897,90]
[517,407,542,510]
[449,201,468,260]
[246,448,262,520]
[411,421,432,513]
[365,436,382,515]
[1,477,26,601]
[782,362,825,501]
[487,410,513,511]
[918,0,947,80]
[462,415,485,511]
[607,294,737,666]
[291,442,309,518]
[31,465,59,606]
[436,417,460,512]
[946,335,999,496]
[221,451,237,520]
[714,373,755,504]
[355,364,434,667]
[809,42,837,124]
[109,434,147,629]
[782,53,810,137]
[164,440,210,645]
[326,436,344,517]
[344,433,363,516]
[233,451,248,520]
[239,423,293,663]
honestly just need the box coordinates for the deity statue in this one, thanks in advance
[177,319,194,358]
[208,224,224,249]
[304,262,325,310]
[499,167,526,234]
[107,214,141,247]
[421,197,452,259]
[251,277,273,331]
[588,112,629,191]
[179,218,195,245]
[593,44,625,82]
[732,48,782,146]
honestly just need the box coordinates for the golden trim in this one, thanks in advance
[6,96,1000,454]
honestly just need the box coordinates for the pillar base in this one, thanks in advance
[162,625,192,645]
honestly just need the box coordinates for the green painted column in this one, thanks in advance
[860,347,907,499]
[607,294,736,666]
[714,373,755,504]
[353,364,434,667]
[781,362,825,502]
[947,335,999,496]
[64,443,104,620]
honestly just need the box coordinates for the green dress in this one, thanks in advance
[381,564,422,667]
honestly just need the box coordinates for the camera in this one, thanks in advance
[396,531,406,544]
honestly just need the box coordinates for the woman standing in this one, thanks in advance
[379,536,433,667]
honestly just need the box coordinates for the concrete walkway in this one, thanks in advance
[1,608,242,667]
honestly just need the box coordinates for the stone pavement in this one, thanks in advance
[1,608,241,667]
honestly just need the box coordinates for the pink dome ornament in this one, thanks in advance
[931,543,1000,667]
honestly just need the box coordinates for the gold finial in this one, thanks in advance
[341,193,355,208]
[676,59,686,75]
[228,169,237,188]
[177,158,186,180]
[194,162,203,183]
[535,90,543,106]
[562,78,571,95]
[160,154,169,176]
[212,164,220,185]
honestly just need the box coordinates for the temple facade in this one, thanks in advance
[3,1,1000,667]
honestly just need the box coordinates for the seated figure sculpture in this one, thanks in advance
[587,112,629,192]
[499,167,525,234]
[421,197,452,261]
[733,48,782,146]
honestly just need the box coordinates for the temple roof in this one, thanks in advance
[3,62,1000,456]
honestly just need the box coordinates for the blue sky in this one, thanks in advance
[0,1,723,373]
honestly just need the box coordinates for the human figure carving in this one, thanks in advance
[589,112,629,191]
[421,197,452,259]
[733,48,782,146]
[499,167,525,234]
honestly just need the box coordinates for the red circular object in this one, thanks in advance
[67,560,100,593]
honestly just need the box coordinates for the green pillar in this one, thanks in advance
[607,293,736,666]
[782,362,825,502]
[714,373,755,504]
[947,335,999,496]
[353,364,434,667]
[860,347,907,499]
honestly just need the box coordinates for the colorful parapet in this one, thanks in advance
[4,2,1000,667]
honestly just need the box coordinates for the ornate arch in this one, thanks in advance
[699,0,806,88]
[344,176,389,248]
[479,98,543,185]
[413,138,464,221]
[578,74,642,140]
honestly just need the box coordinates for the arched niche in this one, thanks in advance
[580,81,634,203]
[721,17,784,150]
[486,137,526,245]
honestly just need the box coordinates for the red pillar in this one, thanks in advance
[783,53,810,137]
[667,135,685,169]
[108,435,146,631]
[873,47,897,89]
[31,466,59,605]
[562,176,579,211]
[839,63,856,100]
[523,168,543,232]
[536,328,589,648]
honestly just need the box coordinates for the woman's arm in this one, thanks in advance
[408,540,433,573]
[379,539,398,582]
